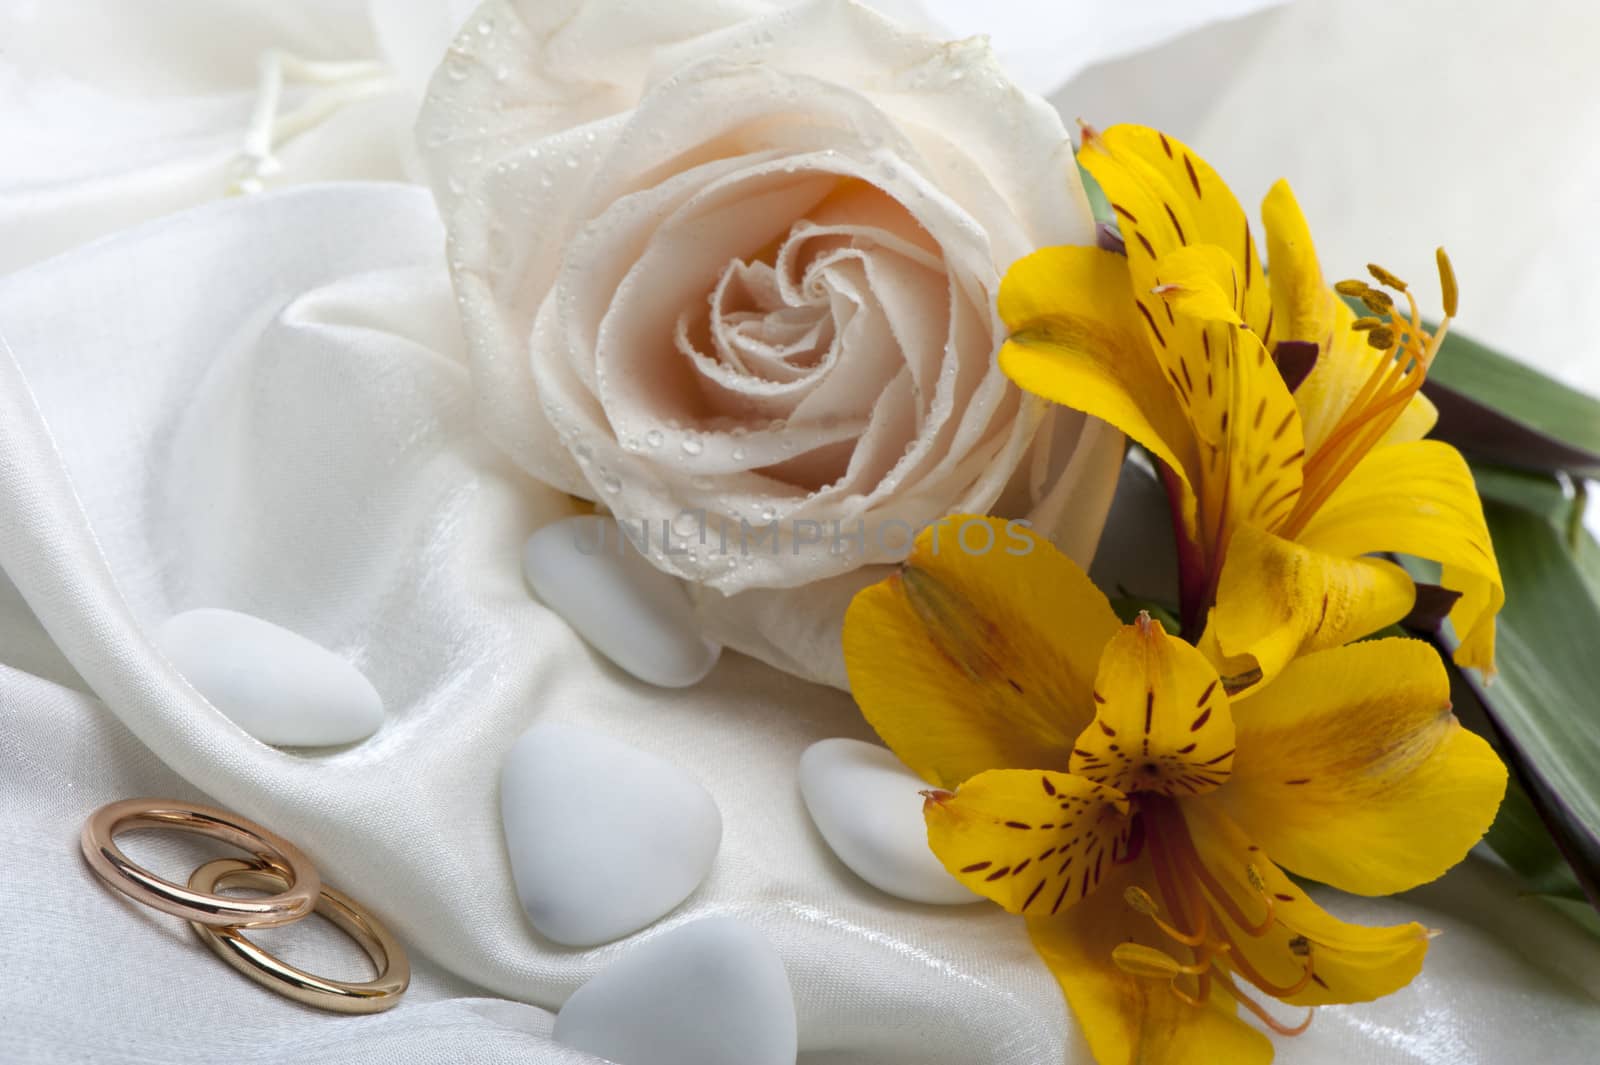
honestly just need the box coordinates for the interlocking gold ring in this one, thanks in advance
[80,798,320,928]
[187,858,410,1013]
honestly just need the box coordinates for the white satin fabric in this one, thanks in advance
[3,1,1600,1063]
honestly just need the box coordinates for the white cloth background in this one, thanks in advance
[2,2,1598,1064]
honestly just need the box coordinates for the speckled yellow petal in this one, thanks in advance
[923,769,1134,915]
[842,516,1121,789]
[1079,124,1273,343]
[1029,858,1273,1065]
[1181,802,1433,1007]
[1206,522,1415,689]
[999,244,1199,519]
[1148,244,1307,557]
[1297,440,1502,674]
[1210,637,1506,896]
[1071,615,1235,798]
[1150,245,1245,327]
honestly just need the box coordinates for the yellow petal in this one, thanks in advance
[1079,125,1273,343]
[1151,245,1246,327]
[1152,252,1307,563]
[1029,858,1273,1065]
[1206,522,1415,689]
[842,516,1121,789]
[1071,615,1236,798]
[1211,637,1506,895]
[923,769,1134,915]
[1297,440,1502,673]
[999,244,1200,509]
[1181,802,1433,1006]
[1074,127,1305,573]
[1260,179,1336,347]
[1260,181,1437,447]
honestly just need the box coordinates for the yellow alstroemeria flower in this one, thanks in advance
[843,517,1506,1065]
[998,124,1502,687]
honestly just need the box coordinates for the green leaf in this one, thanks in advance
[1485,777,1590,903]
[1468,464,1572,524]
[1108,596,1179,632]
[1425,329,1600,477]
[1448,501,1600,908]
[1468,465,1600,602]
[1570,484,1600,607]
[1442,652,1600,936]
[1405,469,1600,933]
[1078,163,1114,226]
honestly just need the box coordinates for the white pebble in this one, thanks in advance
[523,516,720,688]
[554,917,797,1065]
[501,722,722,946]
[798,738,979,905]
[154,608,383,747]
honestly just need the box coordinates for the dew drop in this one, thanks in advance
[681,436,704,456]
[645,429,664,448]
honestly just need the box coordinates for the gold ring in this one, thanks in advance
[187,858,410,1013]
[80,798,320,928]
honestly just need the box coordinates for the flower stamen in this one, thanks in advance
[1164,817,1275,937]
[1111,942,1212,979]
[1119,800,1322,1038]
[1125,886,1210,948]
[1213,968,1316,1036]
[1280,256,1456,537]
[1210,920,1319,997]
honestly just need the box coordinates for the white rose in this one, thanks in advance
[419,0,1122,683]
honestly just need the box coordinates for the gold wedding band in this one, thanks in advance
[187,858,410,1014]
[80,798,320,927]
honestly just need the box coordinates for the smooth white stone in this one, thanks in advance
[154,608,384,747]
[554,916,797,1065]
[501,722,722,947]
[522,516,720,688]
[799,738,980,905]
